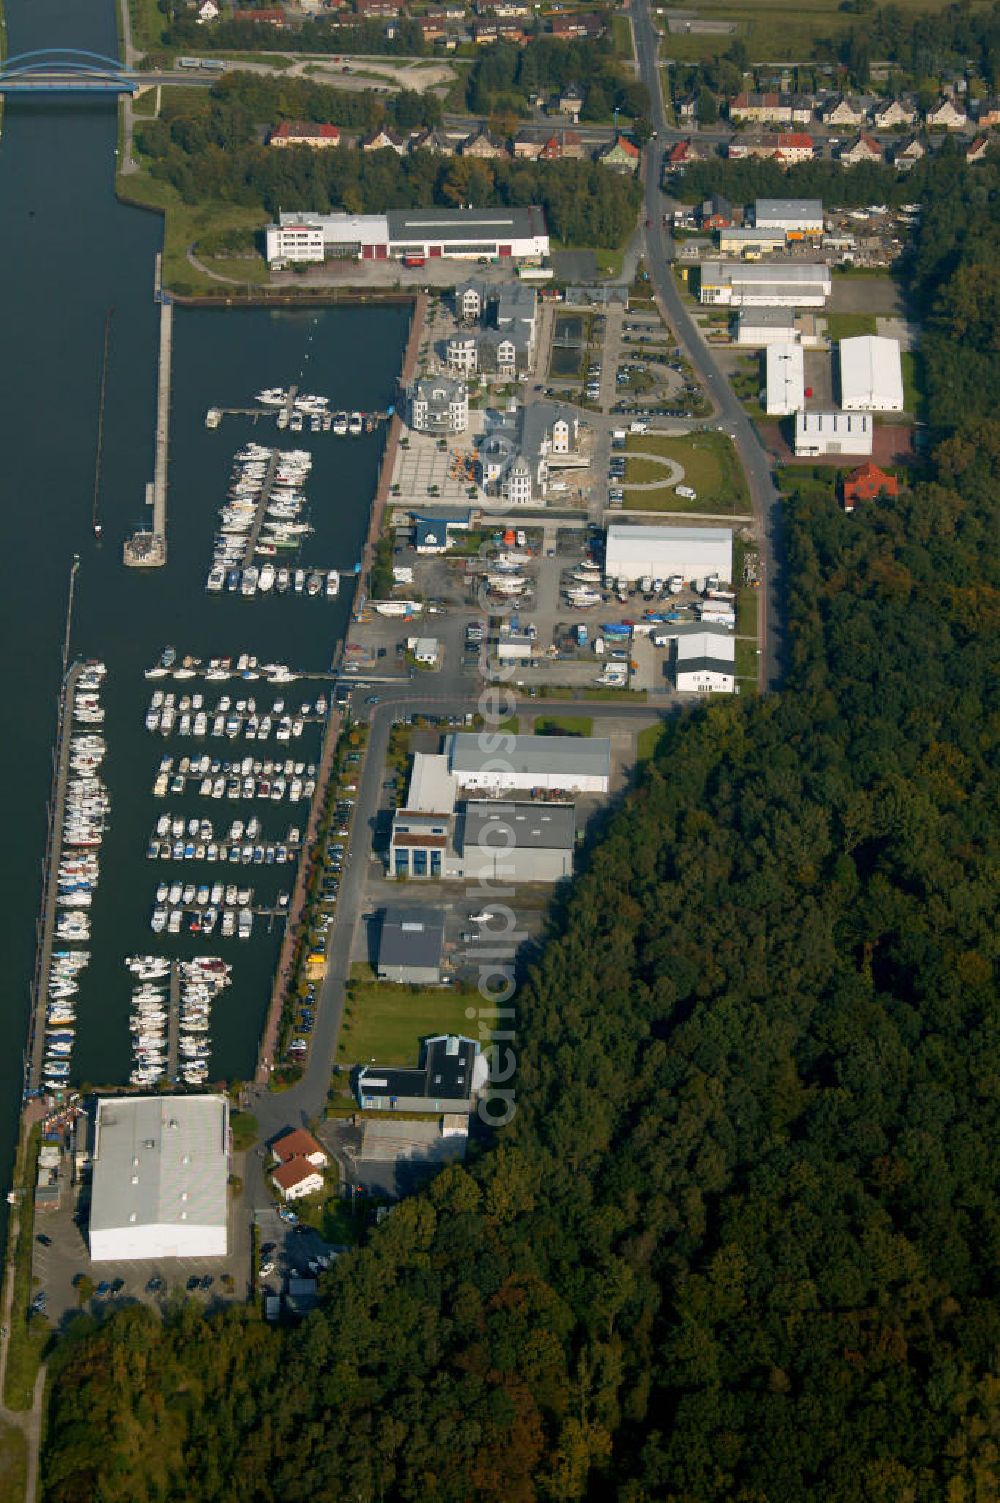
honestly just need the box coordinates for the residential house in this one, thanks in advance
[699,192,734,230]
[729,91,814,126]
[821,95,869,128]
[549,11,606,36]
[773,131,815,163]
[271,1158,325,1202]
[872,97,916,129]
[475,0,532,13]
[409,378,469,435]
[196,0,219,21]
[839,133,882,165]
[539,129,585,160]
[596,134,640,173]
[232,7,285,22]
[675,93,698,125]
[461,128,509,159]
[667,138,702,169]
[355,0,403,13]
[513,130,545,160]
[841,461,899,512]
[269,121,341,149]
[417,13,447,40]
[271,1129,329,1170]
[893,135,925,168]
[360,125,407,154]
[472,18,526,42]
[966,134,990,162]
[974,99,1000,128]
[409,128,456,155]
[557,82,585,120]
[925,97,967,130]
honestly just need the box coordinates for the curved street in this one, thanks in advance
[630,0,784,690]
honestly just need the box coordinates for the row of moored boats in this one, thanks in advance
[145,689,326,740]
[208,563,339,598]
[45,663,110,1090]
[126,954,232,1088]
[152,753,317,803]
[144,647,299,684]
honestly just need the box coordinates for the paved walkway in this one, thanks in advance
[621,450,685,490]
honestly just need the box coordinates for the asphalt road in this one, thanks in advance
[630,0,784,691]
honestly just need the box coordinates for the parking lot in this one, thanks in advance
[31,1155,251,1329]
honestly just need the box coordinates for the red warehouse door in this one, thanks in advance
[362,244,375,260]
[376,245,388,260]
[428,245,442,257]
[499,244,512,257]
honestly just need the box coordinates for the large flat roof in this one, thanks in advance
[463,800,575,851]
[677,631,736,665]
[702,261,830,283]
[358,1035,480,1103]
[448,732,611,778]
[387,206,547,243]
[754,197,824,221]
[405,752,456,814]
[607,523,733,549]
[766,341,805,410]
[90,1096,228,1236]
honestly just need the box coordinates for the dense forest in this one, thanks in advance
[133,74,642,249]
[41,168,1000,1503]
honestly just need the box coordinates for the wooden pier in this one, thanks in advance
[27,663,84,1095]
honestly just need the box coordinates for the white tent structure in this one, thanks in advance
[839,335,904,411]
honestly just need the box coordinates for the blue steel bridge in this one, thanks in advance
[0,51,140,93]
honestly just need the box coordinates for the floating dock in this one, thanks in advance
[241,449,281,569]
[166,961,181,1080]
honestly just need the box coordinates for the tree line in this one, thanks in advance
[39,164,1000,1503]
[135,74,642,250]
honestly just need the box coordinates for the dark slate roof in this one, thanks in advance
[378,906,445,970]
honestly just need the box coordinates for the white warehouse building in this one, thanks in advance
[794,410,873,457]
[753,197,825,236]
[446,732,611,793]
[605,524,733,586]
[675,631,736,693]
[89,1095,229,1262]
[699,261,831,307]
[765,342,805,415]
[265,206,549,265]
[839,335,904,411]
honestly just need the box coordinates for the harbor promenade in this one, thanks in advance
[252,293,426,1085]
[124,281,172,567]
[27,663,83,1094]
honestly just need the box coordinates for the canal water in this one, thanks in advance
[0,0,409,1231]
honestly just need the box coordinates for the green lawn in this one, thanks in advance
[624,432,752,514]
[825,312,878,341]
[128,0,169,54]
[338,985,480,1066]
[737,587,758,637]
[636,721,668,763]
[735,640,760,680]
[900,349,926,421]
[0,1421,27,1503]
[131,88,159,117]
[534,715,594,737]
[611,13,635,60]
[116,168,269,294]
[662,0,955,63]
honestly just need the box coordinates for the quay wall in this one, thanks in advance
[253,293,426,1085]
